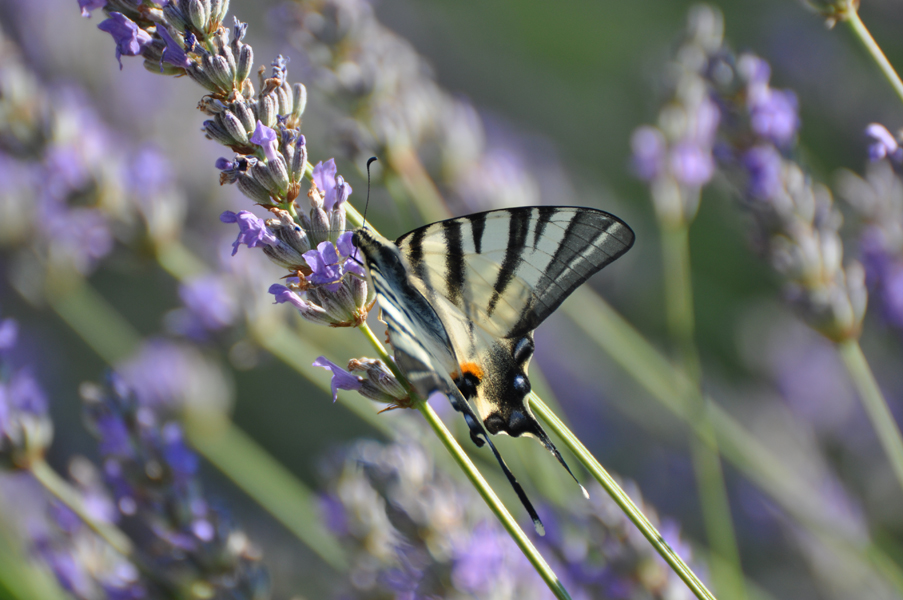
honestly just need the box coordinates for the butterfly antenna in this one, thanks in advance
[362,156,378,230]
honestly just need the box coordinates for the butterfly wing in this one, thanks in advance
[353,227,547,533]
[395,207,634,481]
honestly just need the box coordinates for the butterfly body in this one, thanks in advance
[353,206,634,530]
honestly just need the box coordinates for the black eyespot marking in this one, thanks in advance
[512,373,530,396]
[455,372,481,400]
[512,337,534,365]
[484,414,506,435]
[508,410,529,435]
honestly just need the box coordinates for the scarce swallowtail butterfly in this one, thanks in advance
[353,206,634,533]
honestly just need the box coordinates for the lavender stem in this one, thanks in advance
[836,339,903,493]
[844,9,903,106]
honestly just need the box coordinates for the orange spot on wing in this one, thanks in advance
[457,362,483,381]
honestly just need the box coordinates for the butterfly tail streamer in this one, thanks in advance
[531,424,590,500]
[447,391,546,536]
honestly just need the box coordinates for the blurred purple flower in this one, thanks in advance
[742,145,783,200]
[312,356,362,402]
[97,13,152,69]
[865,123,903,163]
[630,126,666,181]
[0,319,18,352]
[220,210,278,255]
[177,275,237,333]
[749,89,799,147]
[670,142,715,187]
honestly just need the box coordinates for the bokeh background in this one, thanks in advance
[2,0,903,598]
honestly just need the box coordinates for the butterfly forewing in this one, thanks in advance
[397,207,635,340]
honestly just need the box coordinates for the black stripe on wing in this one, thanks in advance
[487,209,531,317]
[508,208,634,338]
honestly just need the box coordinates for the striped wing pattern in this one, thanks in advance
[396,207,635,340]
[354,206,634,533]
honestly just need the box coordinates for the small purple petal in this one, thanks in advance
[223,210,278,255]
[312,357,362,402]
[215,157,236,171]
[330,175,352,211]
[251,121,279,163]
[79,0,107,17]
[866,123,902,163]
[155,25,191,70]
[312,159,337,204]
[162,423,199,479]
[0,319,18,352]
[97,13,152,69]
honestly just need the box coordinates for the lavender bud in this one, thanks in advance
[329,204,346,239]
[269,284,336,326]
[262,210,311,269]
[309,204,330,245]
[236,44,253,84]
[291,135,308,182]
[220,44,237,81]
[267,154,290,194]
[311,285,357,324]
[184,62,218,91]
[250,159,281,197]
[187,0,209,33]
[219,110,250,146]
[352,273,370,309]
[348,358,408,405]
[202,118,235,146]
[211,0,229,25]
[162,3,190,33]
[274,85,291,116]
[208,55,234,89]
[235,172,273,204]
[292,83,307,121]
[231,100,256,134]
[256,94,277,128]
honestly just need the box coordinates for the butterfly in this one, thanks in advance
[353,206,635,533]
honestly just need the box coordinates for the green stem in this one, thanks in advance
[30,459,133,557]
[845,10,903,106]
[183,415,348,571]
[0,493,70,600]
[531,396,716,600]
[661,225,746,600]
[837,339,903,493]
[357,323,572,600]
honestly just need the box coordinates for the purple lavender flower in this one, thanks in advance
[154,25,191,70]
[250,121,279,163]
[312,357,363,403]
[220,210,279,255]
[312,158,348,211]
[97,13,153,69]
[303,233,365,292]
[865,123,903,163]
[78,0,107,17]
